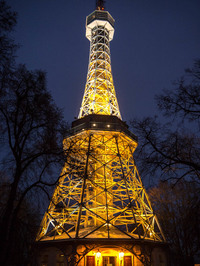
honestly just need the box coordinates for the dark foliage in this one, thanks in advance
[149,181,200,266]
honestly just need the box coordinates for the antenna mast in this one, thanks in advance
[96,0,105,10]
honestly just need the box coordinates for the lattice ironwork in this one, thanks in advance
[79,12,121,119]
[36,9,165,251]
[36,130,164,242]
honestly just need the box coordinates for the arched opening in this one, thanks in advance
[79,244,142,266]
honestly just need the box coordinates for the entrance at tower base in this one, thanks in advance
[35,239,170,266]
[85,247,140,266]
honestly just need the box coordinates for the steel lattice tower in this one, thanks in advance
[36,2,168,266]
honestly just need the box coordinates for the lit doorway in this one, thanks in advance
[102,256,117,266]
[85,249,133,266]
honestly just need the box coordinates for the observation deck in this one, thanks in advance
[86,10,115,41]
[70,114,138,143]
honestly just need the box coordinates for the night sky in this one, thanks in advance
[6,0,200,123]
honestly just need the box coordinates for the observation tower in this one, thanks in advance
[36,1,169,265]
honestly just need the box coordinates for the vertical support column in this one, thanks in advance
[115,135,141,239]
[76,134,92,238]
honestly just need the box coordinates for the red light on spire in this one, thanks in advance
[96,0,105,11]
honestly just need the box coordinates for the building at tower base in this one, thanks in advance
[36,238,170,266]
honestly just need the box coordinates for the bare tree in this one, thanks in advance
[149,181,200,266]
[156,59,200,122]
[0,172,40,265]
[130,60,200,184]
[0,2,68,264]
[0,64,67,265]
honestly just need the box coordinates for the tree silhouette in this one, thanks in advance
[0,1,68,264]
[131,60,200,184]
[149,181,200,265]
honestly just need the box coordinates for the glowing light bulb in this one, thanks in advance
[96,251,101,258]
[119,252,124,258]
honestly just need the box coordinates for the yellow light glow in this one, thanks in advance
[36,8,165,244]
[78,24,121,119]
[36,130,164,242]
[96,251,101,258]
[119,252,124,259]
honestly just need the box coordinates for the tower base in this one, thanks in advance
[35,239,170,266]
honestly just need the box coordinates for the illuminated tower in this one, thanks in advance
[36,1,169,265]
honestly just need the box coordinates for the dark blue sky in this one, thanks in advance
[6,0,200,122]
